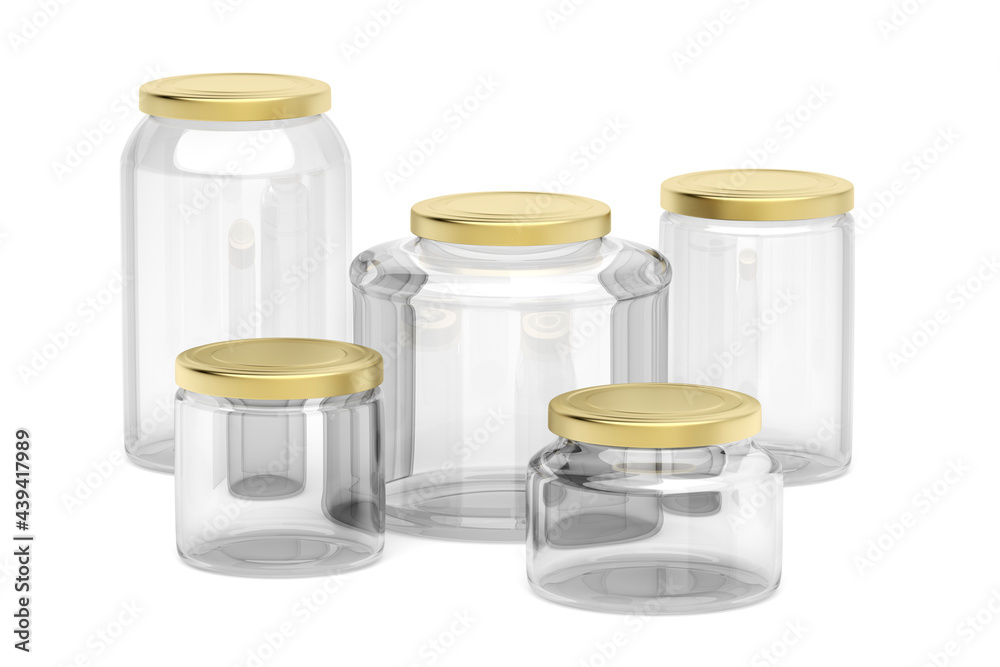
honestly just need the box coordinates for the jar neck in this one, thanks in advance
[663,211,853,236]
[413,237,606,261]
[568,439,749,477]
[176,388,378,411]
[148,114,321,132]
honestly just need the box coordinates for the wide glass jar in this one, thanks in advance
[352,192,670,541]
[174,338,383,577]
[660,170,854,485]
[123,73,351,472]
[528,383,782,614]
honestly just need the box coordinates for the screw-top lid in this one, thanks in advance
[139,73,331,121]
[175,338,382,400]
[410,192,611,246]
[548,383,761,448]
[660,169,853,221]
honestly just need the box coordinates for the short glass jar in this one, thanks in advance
[174,338,383,577]
[352,192,670,541]
[528,383,782,614]
[123,73,352,473]
[660,170,854,484]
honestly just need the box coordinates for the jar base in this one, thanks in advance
[229,475,304,500]
[125,438,175,474]
[386,468,525,542]
[763,444,850,486]
[529,560,778,614]
[179,536,381,578]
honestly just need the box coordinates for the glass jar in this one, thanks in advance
[528,383,782,614]
[174,338,383,577]
[659,170,854,484]
[352,192,670,541]
[123,73,351,473]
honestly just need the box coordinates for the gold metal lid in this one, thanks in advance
[139,73,331,121]
[660,169,853,221]
[548,383,761,448]
[175,338,382,400]
[411,192,611,246]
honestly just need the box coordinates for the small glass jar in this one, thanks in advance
[174,338,383,577]
[659,170,854,484]
[528,383,782,614]
[123,73,352,473]
[352,192,670,542]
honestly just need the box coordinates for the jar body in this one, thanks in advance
[174,388,382,577]
[351,237,670,541]
[527,438,782,614]
[660,212,854,484]
[123,115,351,472]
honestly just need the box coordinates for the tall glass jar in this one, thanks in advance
[123,74,351,472]
[528,383,782,614]
[352,192,670,541]
[174,338,384,577]
[659,169,854,484]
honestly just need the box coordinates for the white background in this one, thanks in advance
[2,0,999,665]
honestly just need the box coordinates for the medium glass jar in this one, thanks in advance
[352,192,670,541]
[659,170,854,484]
[528,383,782,614]
[123,73,351,472]
[174,338,383,577]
